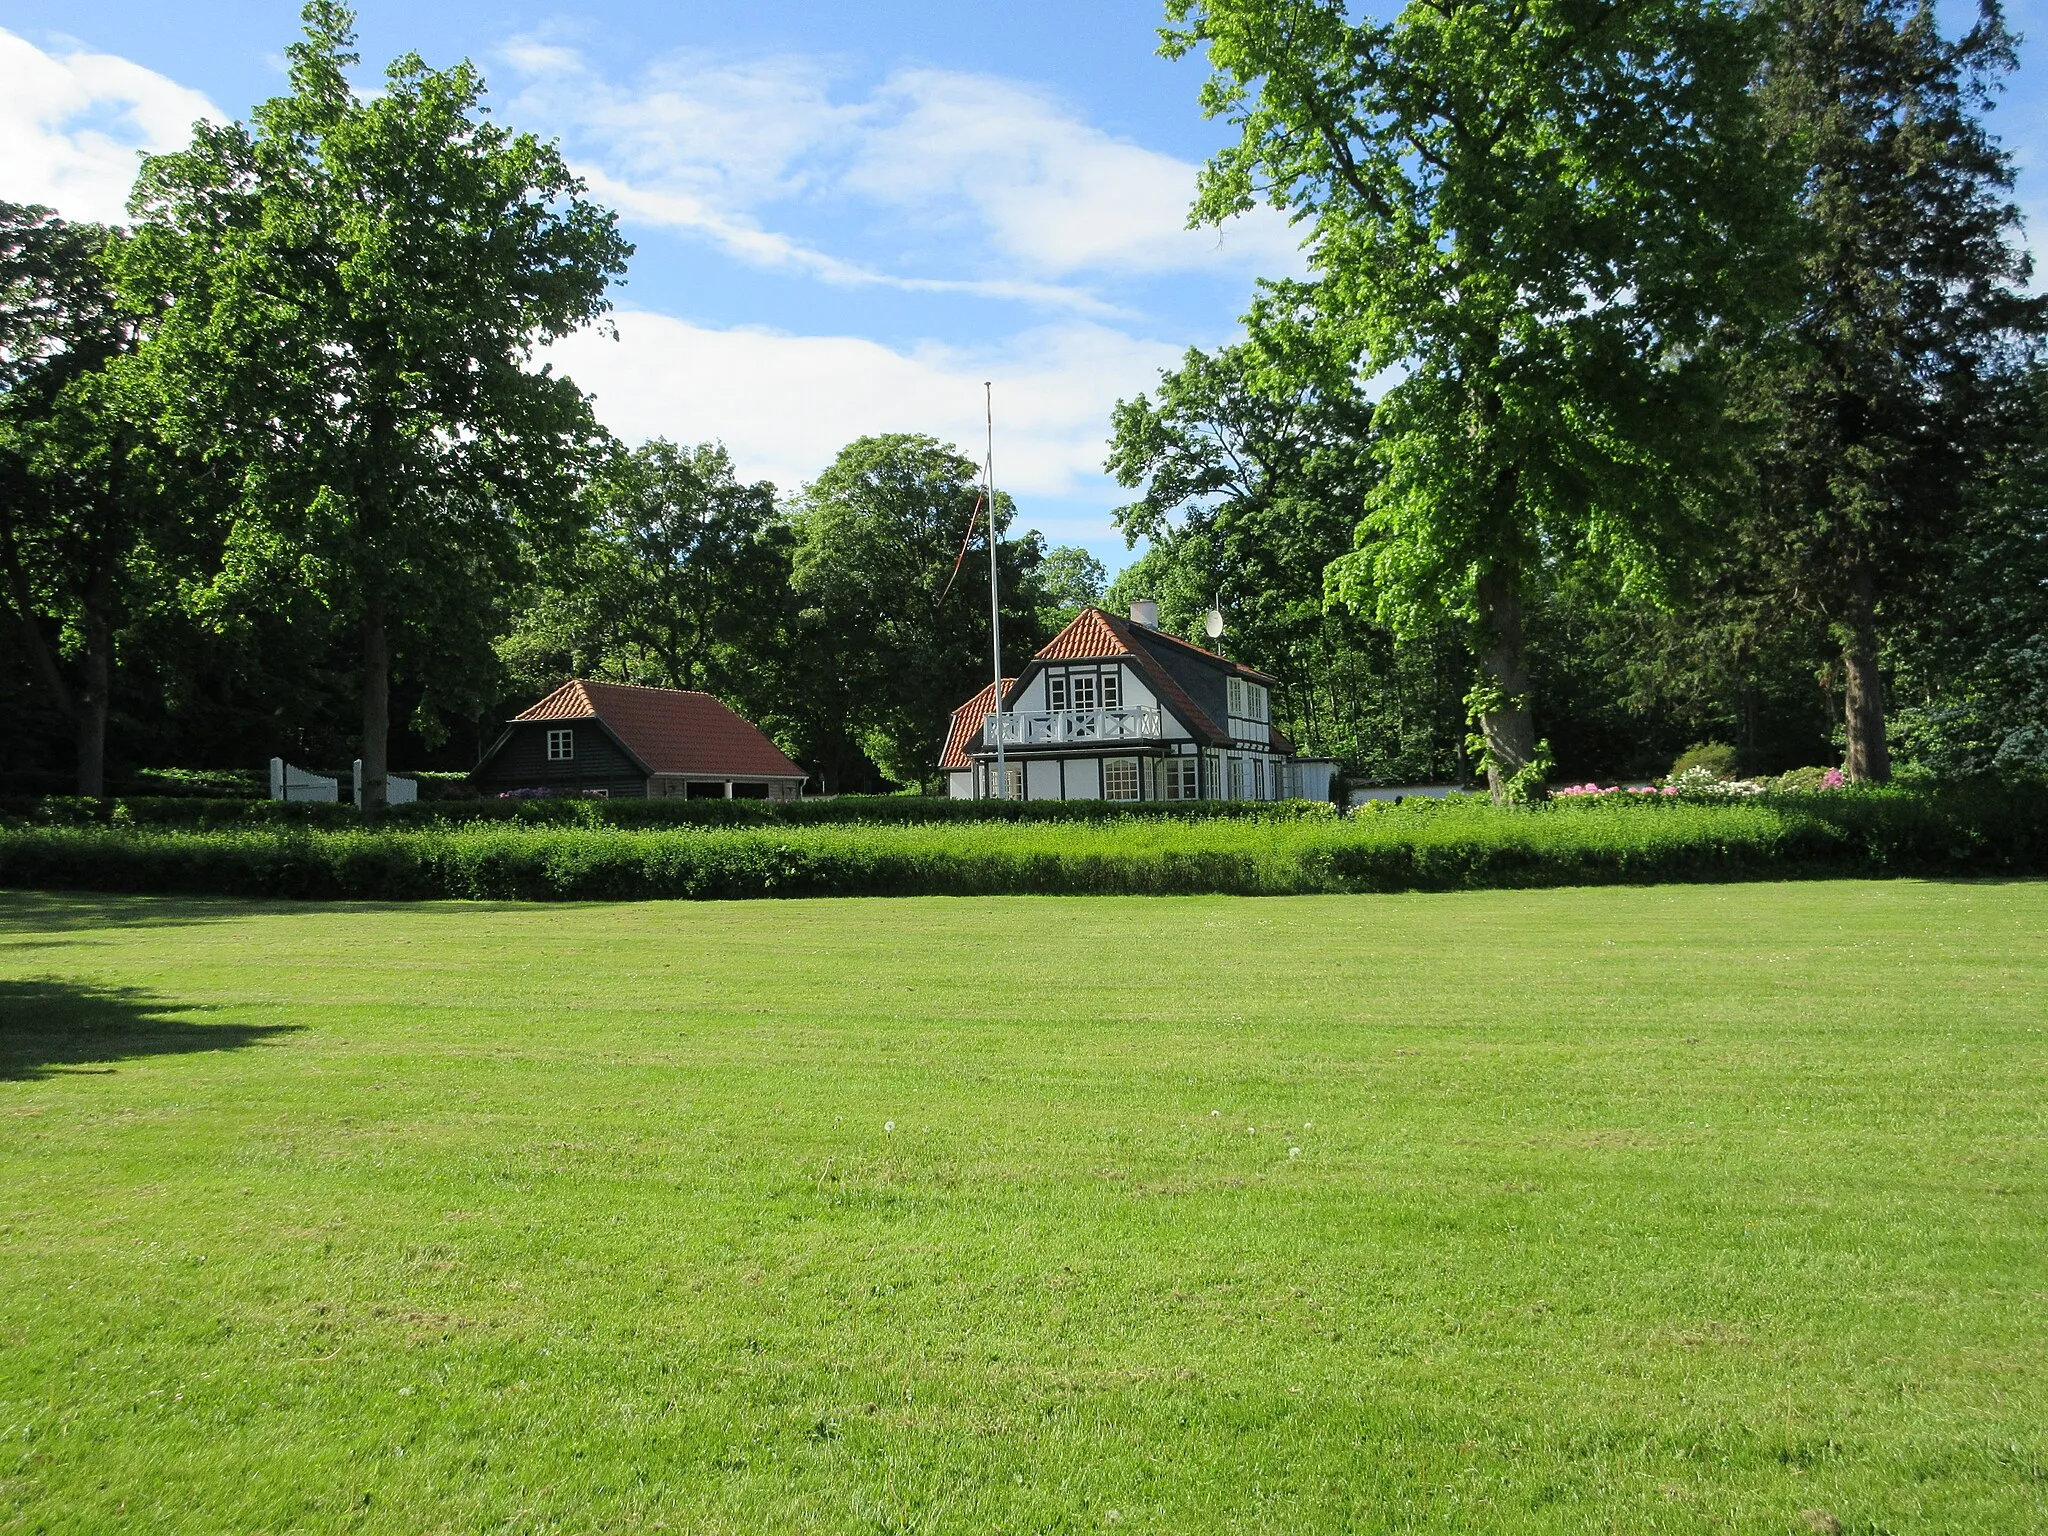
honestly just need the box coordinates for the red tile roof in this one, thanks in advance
[940,678,1012,770]
[1034,606,1278,685]
[514,680,804,779]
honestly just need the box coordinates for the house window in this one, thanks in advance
[983,762,1022,799]
[1254,756,1267,800]
[1163,757,1198,800]
[1048,673,1068,711]
[1103,758,1140,801]
[1101,670,1121,709]
[1070,673,1098,711]
[546,728,574,761]
[1228,676,1245,718]
[1228,755,1246,799]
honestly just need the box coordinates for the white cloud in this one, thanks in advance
[545,309,1181,508]
[847,69,1299,277]
[0,27,221,224]
[499,41,1300,303]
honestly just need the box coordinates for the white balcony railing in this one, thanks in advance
[982,705,1162,747]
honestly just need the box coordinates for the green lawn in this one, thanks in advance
[1,883,2042,1534]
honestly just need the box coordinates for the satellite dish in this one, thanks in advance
[1204,608,1225,640]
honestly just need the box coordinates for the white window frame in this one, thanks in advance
[1048,673,1068,711]
[1254,757,1267,800]
[1101,669,1121,709]
[1103,757,1141,801]
[1070,672,1098,712]
[1228,755,1246,799]
[546,728,574,762]
[1163,757,1198,801]
[1228,676,1245,718]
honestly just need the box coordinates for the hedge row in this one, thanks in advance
[0,792,1343,831]
[0,787,2038,901]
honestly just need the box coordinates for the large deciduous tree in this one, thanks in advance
[115,2,629,811]
[789,434,1049,792]
[1740,0,2040,781]
[499,438,797,718]
[0,203,189,797]
[1166,0,1790,797]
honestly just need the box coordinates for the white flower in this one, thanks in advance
[1210,1110,1220,1116]
[884,1121,895,1133]
[1289,1147,1302,1159]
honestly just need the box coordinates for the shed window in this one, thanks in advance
[546,728,574,761]
[1103,757,1140,801]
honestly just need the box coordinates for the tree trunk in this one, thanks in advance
[1840,557,1890,783]
[74,590,111,800]
[361,596,390,818]
[1474,569,1537,801]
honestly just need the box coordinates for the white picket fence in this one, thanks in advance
[352,760,417,809]
[270,758,338,803]
[269,757,416,807]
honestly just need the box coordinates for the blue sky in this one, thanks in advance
[4,0,2046,575]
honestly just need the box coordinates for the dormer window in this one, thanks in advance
[546,728,574,761]
[1101,670,1120,709]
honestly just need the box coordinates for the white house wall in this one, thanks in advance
[1065,757,1102,799]
[1025,758,1062,800]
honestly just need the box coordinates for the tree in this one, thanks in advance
[499,439,796,718]
[1165,0,1790,797]
[1034,544,1108,629]
[114,2,629,811]
[1103,304,1472,776]
[789,434,1049,791]
[0,203,190,796]
[1738,0,2041,781]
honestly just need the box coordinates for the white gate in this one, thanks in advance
[353,760,418,808]
[269,758,339,803]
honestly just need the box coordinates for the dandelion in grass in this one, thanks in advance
[1289,1147,1301,1159]
[884,1121,895,1133]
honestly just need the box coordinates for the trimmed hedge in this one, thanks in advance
[0,786,2040,901]
[0,792,1343,831]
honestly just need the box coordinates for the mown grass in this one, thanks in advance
[2,790,2041,901]
[1,881,2044,1533]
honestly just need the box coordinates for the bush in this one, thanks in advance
[2,784,2040,902]
[0,793,1341,832]
[1670,742,1740,780]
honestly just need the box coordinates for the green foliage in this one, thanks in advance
[1105,320,1469,780]
[114,2,630,804]
[497,439,796,729]
[1671,742,1741,780]
[787,434,1050,791]
[0,202,202,797]
[3,786,2038,901]
[1165,0,1793,797]
[1033,544,1107,628]
[1731,0,2043,780]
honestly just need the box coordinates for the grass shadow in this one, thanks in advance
[0,978,299,1082]
[0,891,286,936]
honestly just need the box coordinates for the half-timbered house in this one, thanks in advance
[939,602,1335,802]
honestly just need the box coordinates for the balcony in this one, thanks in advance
[982,705,1162,748]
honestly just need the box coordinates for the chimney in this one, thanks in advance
[1129,598,1160,628]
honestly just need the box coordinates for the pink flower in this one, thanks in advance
[1822,768,1846,789]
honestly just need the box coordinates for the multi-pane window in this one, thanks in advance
[1227,676,1245,718]
[1101,670,1120,709]
[1103,757,1140,801]
[1070,673,1098,711]
[1048,674,1068,711]
[1162,757,1198,800]
[546,728,574,761]
[1227,755,1246,799]
[1253,757,1267,800]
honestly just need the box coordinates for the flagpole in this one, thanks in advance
[985,381,1005,800]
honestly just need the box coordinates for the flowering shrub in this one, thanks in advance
[1551,783,1675,798]
[1666,766,1768,797]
